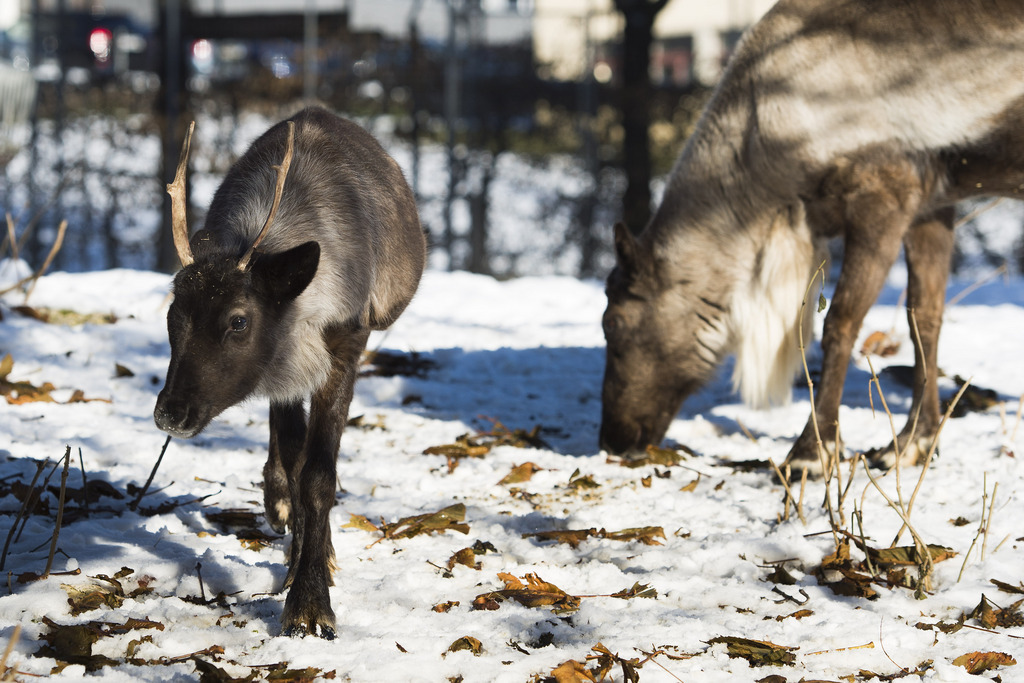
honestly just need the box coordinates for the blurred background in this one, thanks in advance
[1,0,1022,279]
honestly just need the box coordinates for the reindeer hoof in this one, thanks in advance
[865,438,936,470]
[781,455,825,479]
[264,499,291,535]
[282,622,337,640]
[783,434,842,480]
[281,581,336,640]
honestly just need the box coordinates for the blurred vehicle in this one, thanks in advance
[0,11,154,82]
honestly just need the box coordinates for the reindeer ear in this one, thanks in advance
[613,222,638,271]
[251,241,320,303]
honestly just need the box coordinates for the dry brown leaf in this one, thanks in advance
[1,354,108,405]
[970,594,1024,629]
[342,513,380,533]
[548,660,595,683]
[603,526,665,546]
[381,503,469,540]
[525,528,598,549]
[864,543,956,567]
[498,461,542,485]
[587,643,641,682]
[525,526,665,549]
[447,547,479,571]
[680,475,700,492]
[952,651,1016,674]
[433,601,460,613]
[12,306,117,326]
[775,609,813,621]
[567,469,600,491]
[609,582,657,600]
[608,443,693,468]
[860,329,901,357]
[992,578,1024,595]
[446,636,483,656]
[473,572,580,613]
[708,636,797,667]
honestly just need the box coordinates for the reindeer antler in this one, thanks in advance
[238,121,295,272]
[166,121,196,268]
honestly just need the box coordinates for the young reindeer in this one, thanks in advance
[154,107,426,638]
[600,0,1024,474]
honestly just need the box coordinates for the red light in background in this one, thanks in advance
[89,28,112,61]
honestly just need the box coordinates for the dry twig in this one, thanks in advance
[43,447,71,578]
[130,435,172,511]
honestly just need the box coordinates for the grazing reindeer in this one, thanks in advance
[600,0,1024,473]
[154,107,426,637]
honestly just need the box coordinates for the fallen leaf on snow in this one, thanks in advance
[707,636,797,667]
[446,636,483,656]
[952,651,1016,674]
[497,461,542,485]
[473,572,580,613]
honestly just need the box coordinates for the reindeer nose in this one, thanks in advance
[154,395,192,437]
[599,423,643,456]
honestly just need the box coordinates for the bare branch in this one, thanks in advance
[166,121,196,268]
[238,121,295,272]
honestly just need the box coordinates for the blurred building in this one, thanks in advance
[533,0,776,85]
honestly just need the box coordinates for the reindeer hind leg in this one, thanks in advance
[869,207,954,468]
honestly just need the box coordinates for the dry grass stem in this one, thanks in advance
[960,475,993,582]
[954,197,1006,230]
[23,219,67,303]
[861,460,934,595]
[0,623,22,681]
[946,262,1008,308]
[736,418,756,443]
[43,447,72,578]
[0,459,45,572]
[981,481,998,561]
[798,467,808,519]
[878,618,910,674]
[0,219,68,299]
[804,641,875,656]
[3,213,17,262]
[769,458,806,525]
[130,435,173,511]
[797,261,842,542]
[892,378,972,548]
[78,447,88,517]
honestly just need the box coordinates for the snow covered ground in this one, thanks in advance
[0,261,1022,682]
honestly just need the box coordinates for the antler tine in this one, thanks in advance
[166,121,196,268]
[238,121,295,272]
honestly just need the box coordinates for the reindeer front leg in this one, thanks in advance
[281,322,370,639]
[868,208,954,468]
[264,400,306,534]
[786,159,923,474]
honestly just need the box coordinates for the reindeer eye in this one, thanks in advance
[230,316,248,332]
[602,314,623,336]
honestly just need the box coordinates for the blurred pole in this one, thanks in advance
[53,0,66,269]
[614,0,669,235]
[407,0,423,201]
[157,0,185,273]
[443,0,462,269]
[577,9,599,277]
[303,0,318,102]
[27,0,40,263]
